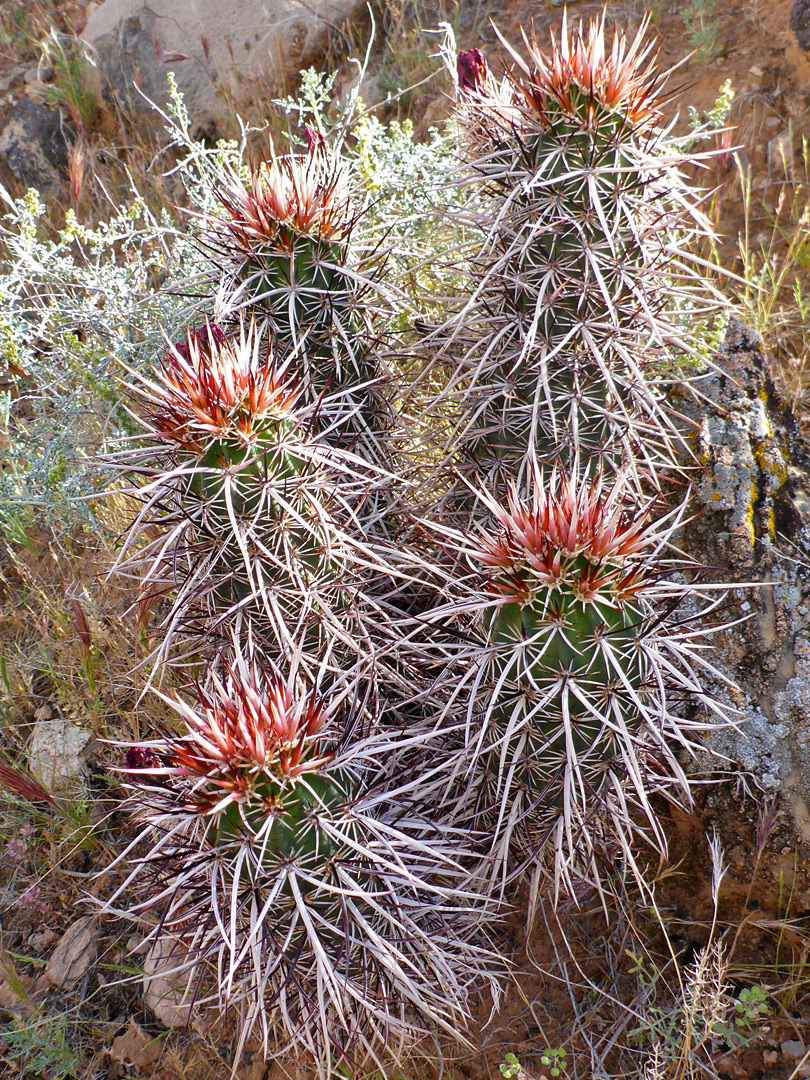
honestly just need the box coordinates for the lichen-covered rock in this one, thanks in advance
[682,320,810,824]
[28,718,95,793]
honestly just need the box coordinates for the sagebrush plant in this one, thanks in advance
[0,187,186,531]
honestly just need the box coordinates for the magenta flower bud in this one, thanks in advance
[457,48,488,93]
[304,124,327,156]
[173,322,225,364]
[124,747,165,783]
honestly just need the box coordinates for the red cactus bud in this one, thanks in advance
[173,321,225,364]
[457,48,488,92]
[304,124,327,156]
[124,747,166,783]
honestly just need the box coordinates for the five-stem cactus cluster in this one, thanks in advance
[107,13,735,1076]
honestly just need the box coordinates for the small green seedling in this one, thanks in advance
[500,1053,525,1079]
[540,1047,567,1077]
[713,985,770,1049]
[735,985,769,1024]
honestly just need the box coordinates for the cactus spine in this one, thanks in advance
[439,12,721,493]
[114,656,498,1072]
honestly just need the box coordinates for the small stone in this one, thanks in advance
[144,936,192,1028]
[419,94,452,135]
[763,1049,778,1065]
[28,929,57,952]
[33,705,53,721]
[0,67,23,93]
[109,1018,162,1068]
[792,0,810,51]
[28,719,94,792]
[0,98,70,192]
[764,116,782,127]
[749,64,764,76]
[782,1038,806,1058]
[44,916,99,988]
[23,80,49,101]
[238,1061,268,1080]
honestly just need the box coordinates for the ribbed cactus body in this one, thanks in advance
[192,417,303,517]
[116,659,500,1069]
[482,589,651,812]
[209,147,386,448]
[235,230,361,377]
[483,570,647,703]
[215,769,352,868]
[438,16,718,496]
[473,472,651,736]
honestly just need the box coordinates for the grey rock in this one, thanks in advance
[682,320,810,831]
[143,935,192,1028]
[782,1038,806,1058]
[82,0,369,128]
[792,0,810,52]
[0,97,70,191]
[28,718,95,793]
[44,917,99,988]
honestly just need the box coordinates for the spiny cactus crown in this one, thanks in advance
[152,663,352,868]
[463,469,657,701]
[143,322,302,457]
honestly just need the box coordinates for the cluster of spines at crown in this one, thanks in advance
[108,12,733,1075]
